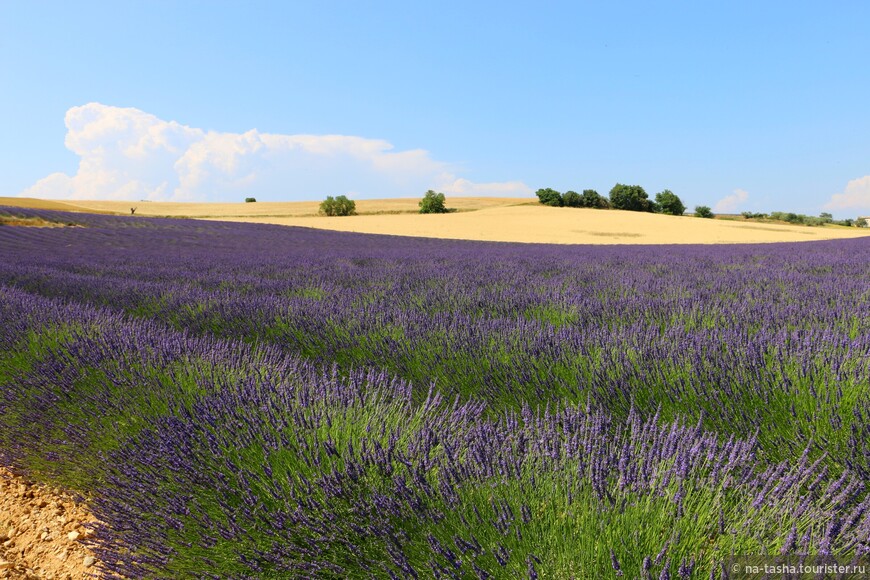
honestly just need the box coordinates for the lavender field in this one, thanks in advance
[1,207,869,578]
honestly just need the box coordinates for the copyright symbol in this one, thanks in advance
[732,563,740,573]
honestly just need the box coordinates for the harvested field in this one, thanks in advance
[212,204,870,244]
[0,199,85,212]
[2,197,867,244]
[0,197,531,218]
[0,197,870,244]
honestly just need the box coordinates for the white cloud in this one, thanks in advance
[19,103,530,202]
[441,178,533,197]
[824,176,870,211]
[713,188,749,213]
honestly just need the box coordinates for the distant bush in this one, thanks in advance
[561,190,582,208]
[419,190,449,214]
[654,190,686,216]
[581,189,609,209]
[319,195,356,216]
[538,188,610,209]
[766,211,833,227]
[245,197,257,203]
[535,188,563,207]
[694,205,714,218]
[609,184,653,212]
[740,210,861,228]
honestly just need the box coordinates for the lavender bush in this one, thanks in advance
[1,207,869,577]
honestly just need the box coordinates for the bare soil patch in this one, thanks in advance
[0,467,101,579]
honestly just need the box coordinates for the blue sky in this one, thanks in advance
[2,1,869,216]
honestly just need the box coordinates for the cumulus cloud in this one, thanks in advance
[824,176,870,211]
[713,188,749,213]
[20,103,531,202]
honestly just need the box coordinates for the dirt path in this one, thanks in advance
[0,467,101,579]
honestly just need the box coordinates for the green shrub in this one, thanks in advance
[319,195,356,216]
[581,189,609,209]
[654,190,685,216]
[419,190,448,214]
[535,188,610,209]
[764,211,850,227]
[245,197,257,203]
[535,188,563,207]
[609,184,653,212]
[769,211,807,224]
[694,205,714,218]
[562,190,582,208]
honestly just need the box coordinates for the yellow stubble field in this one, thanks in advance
[2,196,868,245]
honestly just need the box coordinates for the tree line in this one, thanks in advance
[313,186,867,226]
[536,185,870,225]
[536,184,703,216]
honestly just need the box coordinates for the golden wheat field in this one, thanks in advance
[3,196,868,245]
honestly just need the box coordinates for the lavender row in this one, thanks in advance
[2,207,868,476]
[1,286,868,577]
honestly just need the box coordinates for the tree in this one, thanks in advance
[535,188,563,207]
[319,195,356,216]
[654,190,685,216]
[857,217,868,228]
[694,205,714,218]
[609,184,653,212]
[581,189,609,209]
[319,196,338,216]
[334,195,356,216]
[419,190,448,214]
[245,197,257,203]
[562,190,582,208]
